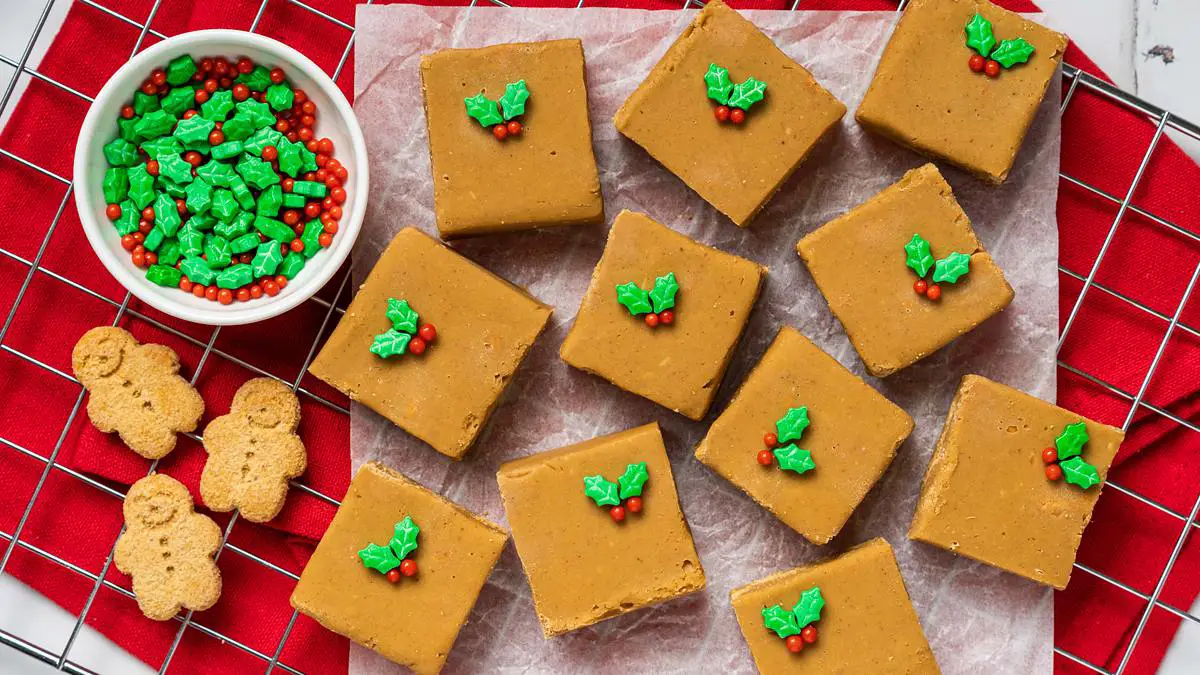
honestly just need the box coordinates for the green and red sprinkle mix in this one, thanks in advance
[904,233,971,302]
[370,298,437,359]
[465,80,529,141]
[705,63,766,125]
[102,54,348,304]
[1041,421,1101,489]
[615,272,678,328]
[762,586,824,654]
[965,13,1035,78]
[358,516,420,583]
[583,462,649,523]
[757,406,816,474]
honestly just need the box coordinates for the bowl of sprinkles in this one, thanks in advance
[74,30,367,326]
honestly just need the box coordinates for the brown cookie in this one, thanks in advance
[114,473,223,621]
[200,378,307,523]
[71,327,205,459]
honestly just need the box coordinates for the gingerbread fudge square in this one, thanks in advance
[614,0,845,227]
[497,423,705,637]
[910,375,1124,589]
[420,39,603,238]
[856,0,1066,183]
[797,164,1013,377]
[560,210,765,420]
[291,462,507,675]
[308,227,552,459]
[695,327,913,544]
[731,538,939,674]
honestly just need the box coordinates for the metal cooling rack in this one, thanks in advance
[0,0,1197,673]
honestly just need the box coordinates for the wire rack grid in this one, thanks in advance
[0,0,1196,673]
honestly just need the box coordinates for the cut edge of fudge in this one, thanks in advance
[908,374,1124,589]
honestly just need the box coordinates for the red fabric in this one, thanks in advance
[0,1,1195,674]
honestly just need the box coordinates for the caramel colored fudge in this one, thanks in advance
[695,327,913,544]
[856,0,1067,183]
[614,0,845,227]
[309,227,552,459]
[797,164,1013,377]
[291,462,507,675]
[560,210,765,419]
[497,423,705,636]
[731,538,938,674]
[910,375,1124,589]
[420,39,603,238]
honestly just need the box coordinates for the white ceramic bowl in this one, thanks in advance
[73,30,367,326]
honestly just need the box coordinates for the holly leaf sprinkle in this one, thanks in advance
[1061,456,1101,490]
[617,462,649,500]
[1055,422,1089,460]
[385,298,419,334]
[370,329,411,358]
[774,445,815,475]
[792,586,825,627]
[616,282,653,315]
[498,80,530,121]
[775,406,810,444]
[727,77,767,111]
[932,252,971,284]
[990,37,1036,68]
[583,475,620,507]
[390,516,420,560]
[465,93,502,127]
[704,63,734,105]
[964,13,997,58]
[762,604,801,638]
[904,233,935,278]
[648,272,679,313]
[357,542,401,573]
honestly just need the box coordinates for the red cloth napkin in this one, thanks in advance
[0,1,1196,674]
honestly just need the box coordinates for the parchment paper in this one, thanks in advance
[351,6,1060,673]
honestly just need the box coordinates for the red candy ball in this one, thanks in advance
[626,496,643,514]
[763,433,778,448]
[609,505,626,523]
[659,309,675,325]
[236,57,254,74]
[493,124,508,141]
[208,129,225,145]
[145,160,160,176]
[730,108,746,125]
[289,238,305,253]
[232,83,250,101]
[969,54,986,73]
[714,105,731,123]
[408,337,427,355]
[925,284,942,301]
[106,203,122,220]
[984,60,1001,78]
[269,67,286,84]
[1042,447,1058,464]
[786,635,804,653]
[801,625,818,644]
[1045,464,1063,481]
[400,559,418,577]
[386,569,401,584]
[418,324,437,343]
[507,120,522,136]
[262,145,278,161]
[914,279,928,295]
[644,313,660,328]
[757,449,774,466]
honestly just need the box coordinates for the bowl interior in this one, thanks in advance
[76,31,365,326]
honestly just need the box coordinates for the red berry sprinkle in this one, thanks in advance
[269,67,286,84]
[208,129,225,145]
[493,124,508,141]
[764,433,778,448]
[730,108,746,125]
[145,160,160,176]
[1045,464,1063,481]
[217,289,233,305]
[609,505,626,523]
[121,234,136,251]
[400,559,418,577]
[236,57,254,74]
[507,120,522,136]
[289,238,305,253]
[644,313,660,328]
[418,323,437,343]
[262,145,278,161]
[262,280,280,297]
[984,60,1001,78]
[659,309,675,325]
[386,569,401,584]
[106,203,122,220]
[408,337,427,355]
[914,279,928,295]
[1042,447,1058,464]
[757,449,774,466]
[801,626,818,644]
[786,635,804,654]
[925,284,942,301]
[969,54,986,73]
[714,105,731,123]
[232,83,250,101]
[626,496,643,513]
[120,105,135,119]
[275,276,288,289]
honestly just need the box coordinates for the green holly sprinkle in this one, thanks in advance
[648,273,679,313]
[704,64,734,105]
[728,77,767,111]
[965,13,997,57]
[775,406,810,444]
[774,445,815,474]
[932,252,971,284]
[792,586,825,627]
[762,604,801,638]
[370,329,411,359]
[1055,421,1089,460]
[616,282,652,315]
[1061,456,1101,490]
[465,93,502,127]
[371,298,431,359]
[617,462,649,500]
[498,80,530,121]
[357,516,420,575]
[385,298,419,334]
[990,38,1036,68]
[762,586,824,641]
[904,234,934,278]
[583,474,620,507]
[964,13,1035,71]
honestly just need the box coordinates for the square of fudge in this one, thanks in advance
[560,210,765,420]
[856,0,1067,183]
[496,423,706,636]
[308,227,552,459]
[291,462,507,675]
[796,163,1013,377]
[614,0,845,227]
[909,375,1124,589]
[420,39,603,238]
[731,538,938,674]
[695,326,913,544]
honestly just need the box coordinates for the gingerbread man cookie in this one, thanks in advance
[114,474,222,621]
[200,378,307,523]
[71,327,205,459]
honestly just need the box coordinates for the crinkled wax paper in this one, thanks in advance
[351,6,1060,673]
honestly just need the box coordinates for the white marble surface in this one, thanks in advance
[0,1,1196,673]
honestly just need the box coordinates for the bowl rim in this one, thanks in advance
[72,29,368,327]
